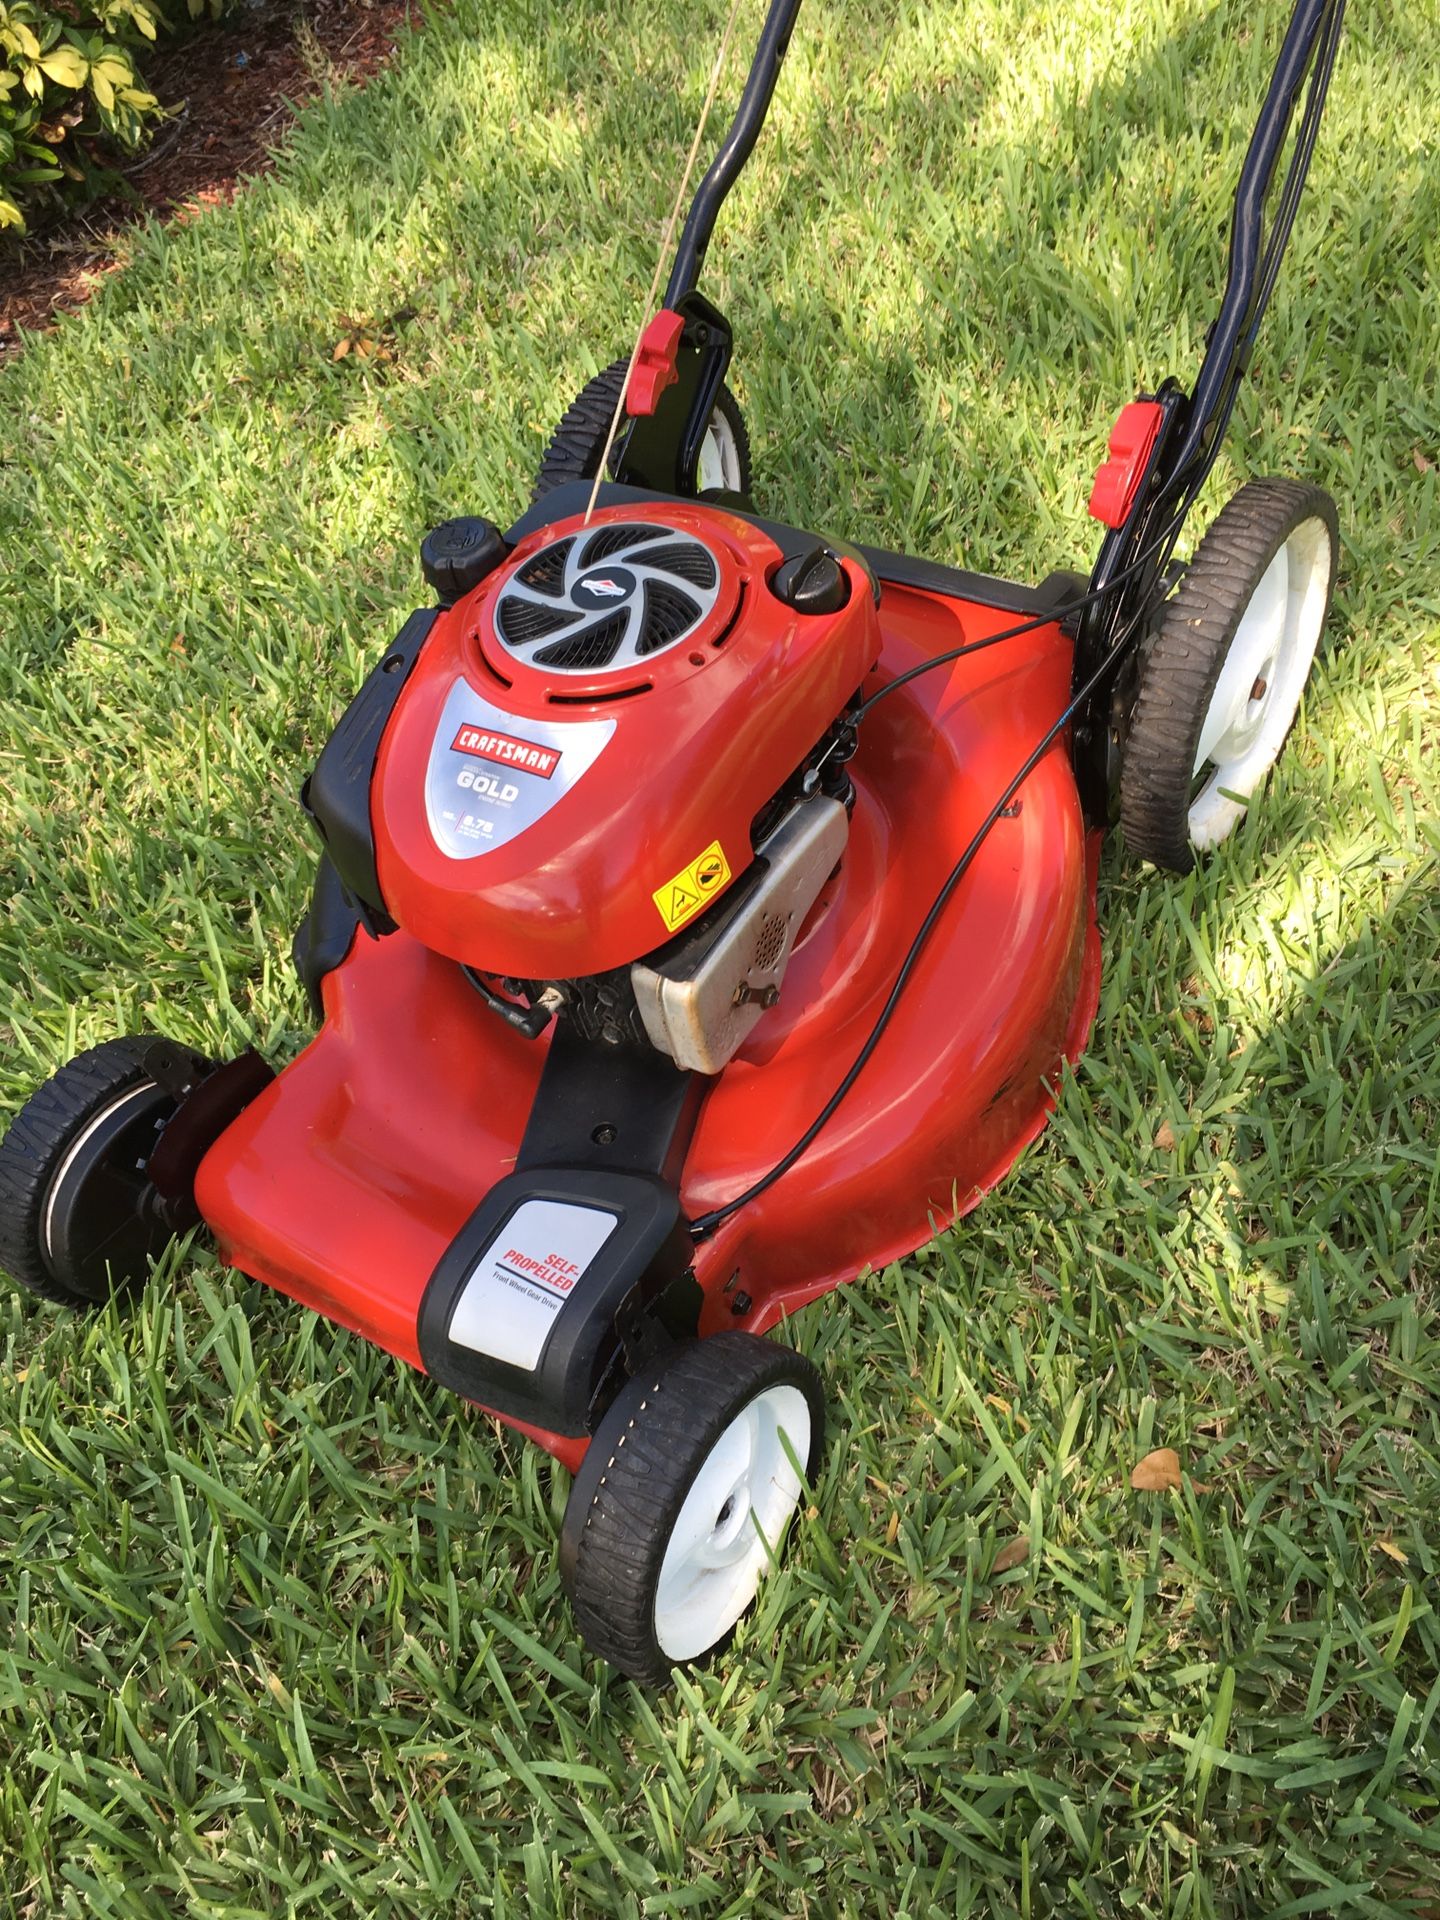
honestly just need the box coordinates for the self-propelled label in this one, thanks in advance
[446,1199,619,1371]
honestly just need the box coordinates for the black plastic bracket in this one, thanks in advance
[416,1167,695,1436]
[292,854,366,1023]
[611,290,736,498]
[416,1025,706,1434]
[145,1049,276,1211]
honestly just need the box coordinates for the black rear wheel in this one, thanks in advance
[560,1331,824,1686]
[533,361,752,504]
[0,1040,197,1307]
[1118,478,1339,872]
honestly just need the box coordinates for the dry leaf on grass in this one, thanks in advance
[993,1537,1030,1573]
[1376,1538,1409,1565]
[1131,1447,1184,1490]
[1153,1120,1177,1151]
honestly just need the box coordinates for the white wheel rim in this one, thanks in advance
[1187,516,1331,849]
[653,1382,810,1662]
[696,410,743,493]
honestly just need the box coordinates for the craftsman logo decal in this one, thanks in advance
[452,724,560,780]
[654,839,732,934]
[426,681,614,859]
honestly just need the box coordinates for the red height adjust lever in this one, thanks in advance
[626,309,686,417]
[1088,399,1165,529]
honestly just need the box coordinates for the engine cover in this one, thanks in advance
[369,501,881,979]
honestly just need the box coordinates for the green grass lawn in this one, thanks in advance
[2,0,1438,1912]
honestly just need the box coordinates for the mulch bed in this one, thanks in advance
[0,0,420,360]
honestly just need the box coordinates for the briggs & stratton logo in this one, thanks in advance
[452,725,561,779]
[583,577,626,599]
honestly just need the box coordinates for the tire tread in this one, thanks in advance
[0,1040,154,1304]
[565,1332,823,1686]
[1118,478,1339,873]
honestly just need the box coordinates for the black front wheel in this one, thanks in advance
[533,360,752,504]
[560,1332,824,1686]
[0,1039,199,1307]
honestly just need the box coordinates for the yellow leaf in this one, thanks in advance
[93,56,134,87]
[1131,1447,1183,1491]
[885,1510,900,1546]
[1376,1538,1409,1565]
[985,1393,1012,1415]
[993,1536,1030,1573]
[40,47,90,89]
[91,70,114,111]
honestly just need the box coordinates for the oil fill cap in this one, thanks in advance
[421,517,507,605]
[771,544,850,615]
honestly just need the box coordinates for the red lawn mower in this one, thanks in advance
[1,0,1345,1683]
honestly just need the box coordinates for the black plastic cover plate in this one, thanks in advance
[300,607,436,917]
[417,1166,691,1436]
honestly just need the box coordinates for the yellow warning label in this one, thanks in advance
[653,840,731,933]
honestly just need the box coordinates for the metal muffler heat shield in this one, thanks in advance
[631,796,848,1075]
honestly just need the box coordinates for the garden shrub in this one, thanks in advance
[0,1,236,231]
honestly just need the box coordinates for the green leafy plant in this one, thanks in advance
[0,0,237,231]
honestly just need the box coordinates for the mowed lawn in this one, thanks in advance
[1,0,1437,1914]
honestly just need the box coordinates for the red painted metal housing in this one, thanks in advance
[372,503,881,978]
[195,570,1101,1474]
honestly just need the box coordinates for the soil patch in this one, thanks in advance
[1,0,420,361]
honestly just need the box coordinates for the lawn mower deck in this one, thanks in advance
[195,489,1103,1473]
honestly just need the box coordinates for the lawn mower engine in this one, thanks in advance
[275,499,878,1442]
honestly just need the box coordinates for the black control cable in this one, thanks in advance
[689,625,1144,1236]
[800,484,1202,796]
[688,0,1337,1237]
[690,402,1246,1238]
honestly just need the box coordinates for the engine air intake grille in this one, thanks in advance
[497,598,576,646]
[533,612,631,671]
[638,581,703,654]
[491,522,722,675]
[515,538,573,597]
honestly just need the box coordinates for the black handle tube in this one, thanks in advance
[664,0,805,308]
[1164,0,1345,497]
